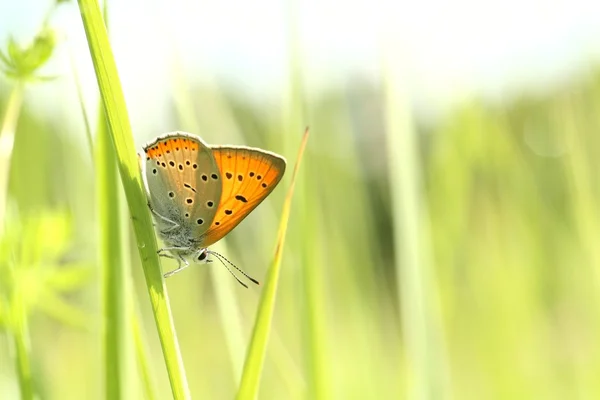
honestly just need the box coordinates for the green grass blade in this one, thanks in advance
[0,82,24,234]
[166,54,246,379]
[11,296,33,400]
[0,81,31,400]
[76,0,190,398]
[236,128,309,400]
[132,309,159,400]
[384,53,451,399]
[97,111,129,399]
[69,49,94,161]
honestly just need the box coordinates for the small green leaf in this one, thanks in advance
[237,128,309,399]
[0,27,57,81]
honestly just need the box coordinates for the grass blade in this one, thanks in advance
[236,128,310,400]
[76,0,190,397]
[11,296,33,400]
[0,82,24,234]
[97,111,131,399]
[132,309,159,400]
[384,50,451,399]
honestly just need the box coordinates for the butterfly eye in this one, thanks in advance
[197,252,207,261]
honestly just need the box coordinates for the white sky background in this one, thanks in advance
[1,0,600,139]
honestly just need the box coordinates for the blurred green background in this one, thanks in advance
[2,0,600,399]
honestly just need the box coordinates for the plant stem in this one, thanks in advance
[76,0,190,397]
[11,293,34,400]
[0,82,24,234]
[237,129,309,400]
[384,48,450,399]
[97,111,130,399]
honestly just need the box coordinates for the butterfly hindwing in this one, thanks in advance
[142,132,223,241]
[197,145,286,247]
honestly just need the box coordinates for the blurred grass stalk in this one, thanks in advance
[384,49,451,398]
[284,3,329,398]
[71,32,158,400]
[166,49,249,379]
[0,72,28,400]
[9,269,34,400]
[96,111,132,399]
[237,129,309,400]
[91,3,133,398]
[71,33,156,400]
[0,82,24,234]
[76,0,190,397]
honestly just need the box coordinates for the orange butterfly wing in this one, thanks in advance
[198,146,286,247]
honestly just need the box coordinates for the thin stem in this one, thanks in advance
[98,111,129,399]
[11,293,34,400]
[132,309,158,400]
[237,128,309,399]
[69,48,94,161]
[0,82,24,233]
[76,0,190,397]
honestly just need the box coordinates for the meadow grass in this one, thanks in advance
[2,2,600,399]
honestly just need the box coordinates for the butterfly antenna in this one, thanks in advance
[208,253,249,288]
[207,250,260,286]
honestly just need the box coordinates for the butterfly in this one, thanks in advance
[140,132,286,285]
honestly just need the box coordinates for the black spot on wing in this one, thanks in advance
[183,183,197,193]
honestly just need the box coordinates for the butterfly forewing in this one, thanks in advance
[198,146,286,247]
[143,133,223,240]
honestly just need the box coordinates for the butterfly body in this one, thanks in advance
[140,132,286,275]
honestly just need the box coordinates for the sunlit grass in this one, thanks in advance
[3,2,600,399]
[76,0,189,397]
[237,128,309,399]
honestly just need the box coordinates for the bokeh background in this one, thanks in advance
[2,0,600,398]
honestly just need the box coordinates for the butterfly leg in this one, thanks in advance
[157,246,190,256]
[163,254,191,278]
[158,252,177,262]
[147,202,180,232]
